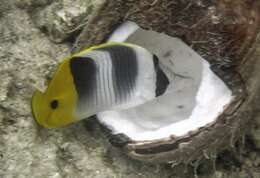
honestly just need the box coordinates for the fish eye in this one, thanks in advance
[50,99,59,110]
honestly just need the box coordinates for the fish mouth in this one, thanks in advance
[31,90,52,128]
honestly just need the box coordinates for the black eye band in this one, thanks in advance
[50,100,59,109]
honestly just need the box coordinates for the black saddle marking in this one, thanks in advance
[153,55,169,97]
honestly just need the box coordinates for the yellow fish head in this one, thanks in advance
[31,59,78,128]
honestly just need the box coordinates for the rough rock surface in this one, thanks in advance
[30,0,104,43]
[0,1,172,178]
[1,0,260,178]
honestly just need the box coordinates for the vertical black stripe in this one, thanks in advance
[101,58,108,105]
[97,45,138,103]
[69,57,97,104]
[153,55,170,97]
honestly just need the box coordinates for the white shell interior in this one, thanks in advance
[97,22,233,141]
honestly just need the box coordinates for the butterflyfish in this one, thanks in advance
[32,42,169,128]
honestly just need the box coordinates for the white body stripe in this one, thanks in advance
[76,45,157,118]
[112,45,157,110]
